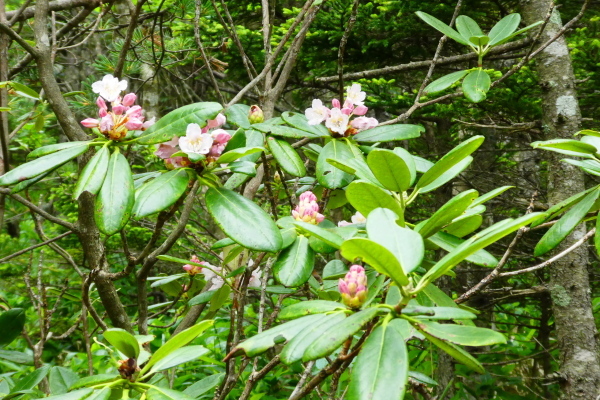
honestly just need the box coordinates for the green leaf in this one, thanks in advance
[10,364,51,394]
[146,346,209,375]
[456,15,484,40]
[416,136,484,190]
[252,122,321,139]
[341,238,408,287]
[420,157,473,193]
[188,290,217,306]
[317,140,354,189]
[531,139,598,158]
[469,35,490,47]
[84,388,111,400]
[424,70,469,95]
[0,350,33,364]
[419,331,484,373]
[146,386,196,400]
[103,328,140,359]
[323,260,348,279]
[415,11,470,45]
[281,111,330,137]
[347,320,408,400]
[273,235,315,287]
[488,14,521,46]
[182,373,224,398]
[0,144,89,186]
[69,374,119,390]
[492,20,543,47]
[367,149,412,192]
[534,188,599,256]
[279,300,347,320]
[133,169,190,218]
[367,208,424,274]
[402,305,476,320]
[206,187,282,252]
[326,157,382,187]
[353,124,423,143]
[140,320,213,375]
[443,214,483,237]
[216,146,264,163]
[531,186,597,227]
[428,231,497,267]
[462,69,491,103]
[233,314,322,357]
[137,102,223,145]
[49,366,79,395]
[224,104,250,129]
[414,320,506,346]
[281,312,347,364]
[94,151,134,235]
[27,141,92,159]
[9,81,39,100]
[346,181,404,217]
[73,146,110,199]
[267,137,306,177]
[417,189,479,238]
[227,161,257,176]
[0,308,25,347]
[303,307,380,361]
[471,186,514,207]
[293,220,344,249]
[30,388,94,400]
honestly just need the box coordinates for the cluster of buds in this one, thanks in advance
[81,74,154,141]
[154,114,231,169]
[117,358,139,382]
[248,105,264,124]
[182,255,203,275]
[305,84,378,138]
[339,265,368,308]
[292,191,324,225]
[338,211,366,227]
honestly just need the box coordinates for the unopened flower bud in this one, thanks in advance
[248,105,264,124]
[332,99,341,109]
[339,265,367,308]
[292,190,324,225]
[112,104,126,115]
[353,105,368,116]
[183,255,202,275]
[122,93,137,107]
[81,118,100,128]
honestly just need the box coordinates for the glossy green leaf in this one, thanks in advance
[492,20,544,46]
[428,232,496,267]
[69,374,119,390]
[353,124,423,143]
[146,387,196,400]
[367,149,412,192]
[0,350,33,364]
[0,144,89,186]
[341,238,408,286]
[27,141,91,159]
[576,129,600,138]
[281,312,347,364]
[208,285,231,312]
[415,11,470,45]
[279,300,347,320]
[188,290,217,306]
[293,220,344,249]
[103,328,140,359]
[346,181,404,217]
[367,208,424,274]
[224,104,251,129]
[11,364,51,394]
[9,81,39,99]
[29,388,94,400]
[84,388,111,400]
[443,214,483,237]
[424,70,469,95]
[216,146,264,163]
[146,346,209,375]
[456,15,484,40]
[317,140,354,188]
[347,320,408,400]
[471,186,514,207]
[420,156,473,193]
[73,146,110,199]
[281,111,330,137]
[94,151,134,235]
[462,69,491,103]
[419,330,484,373]
[417,189,479,238]
[416,136,484,190]
[488,13,521,46]
[227,161,257,176]
[133,169,190,217]
[205,187,282,252]
[252,122,321,138]
[415,320,506,346]
[532,186,597,227]
[0,308,25,347]
[323,260,348,279]
[303,307,380,361]
[49,366,78,396]
[137,102,222,145]
[403,305,476,320]
[531,139,598,158]
[327,157,382,187]
[534,188,599,256]
[182,373,224,398]
[274,235,315,287]
[469,35,489,46]
[267,137,306,177]
[140,320,213,375]
[233,314,322,357]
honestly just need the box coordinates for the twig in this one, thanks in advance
[0,230,73,263]
[336,0,360,102]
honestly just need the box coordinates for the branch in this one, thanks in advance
[0,230,73,263]
[0,21,38,55]
[0,188,77,231]
[7,0,101,23]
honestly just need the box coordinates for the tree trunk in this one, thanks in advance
[521,2,600,398]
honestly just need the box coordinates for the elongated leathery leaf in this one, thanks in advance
[424,70,469,95]
[415,12,470,45]
[73,146,110,199]
[273,235,315,287]
[279,300,347,320]
[531,139,598,158]
[455,15,484,41]
[0,308,26,346]
[346,181,404,217]
[347,320,408,400]
[281,111,330,137]
[417,189,479,238]
[419,157,473,193]
[206,187,282,252]
[420,330,484,373]
[367,149,412,192]
[145,346,209,376]
[488,14,521,46]
[462,69,491,103]
[414,320,506,346]
[27,141,91,159]
[267,136,306,177]
[133,169,190,217]
[224,104,250,129]
[353,124,423,143]
[341,238,408,287]
[317,140,354,189]
[252,122,322,139]
[103,328,140,359]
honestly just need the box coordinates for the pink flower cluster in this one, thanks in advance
[81,75,154,141]
[305,84,378,137]
[182,255,203,275]
[339,265,368,308]
[155,114,231,169]
[292,191,324,225]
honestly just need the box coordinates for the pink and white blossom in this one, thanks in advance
[346,83,366,106]
[325,108,350,135]
[305,99,330,125]
[338,211,366,227]
[201,262,225,290]
[91,74,128,102]
[179,123,214,155]
[183,255,203,275]
[292,191,325,225]
[339,265,368,308]
[350,116,378,131]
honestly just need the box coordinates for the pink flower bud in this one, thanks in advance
[126,105,142,119]
[211,129,231,144]
[125,117,144,131]
[142,117,156,130]
[96,97,107,111]
[293,191,324,225]
[353,105,368,116]
[343,99,354,109]
[339,265,367,308]
[112,104,126,115]
[248,105,264,124]
[299,191,318,203]
[122,93,137,107]
[332,99,341,108]
[81,118,100,128]
[350,116,378,131]
[183,255,203,275]
[341,107,353,116]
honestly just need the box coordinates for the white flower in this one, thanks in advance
[201,263,224,290]
[248,268,263,288]
[325,108,350,135]
[305,99,330,125]
[346,83,366,106]
[180,123,214,155]
[351,212,366,224]
[91,74,128,102]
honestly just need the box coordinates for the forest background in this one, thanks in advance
[1,0,600,399]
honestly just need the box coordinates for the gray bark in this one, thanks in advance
[521,2,600,398]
